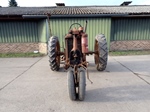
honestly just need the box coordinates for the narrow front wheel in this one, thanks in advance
[78,70,86,101]
[67,70,76,100]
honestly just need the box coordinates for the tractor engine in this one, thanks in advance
[65,27,88,66]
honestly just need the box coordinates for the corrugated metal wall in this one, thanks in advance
[50,18,111,51]
[38,20,47,43]
[0,21,39,43]
[111,18,150,41]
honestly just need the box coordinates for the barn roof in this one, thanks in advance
[0,5,150,17]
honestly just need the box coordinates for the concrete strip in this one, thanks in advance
[0,58,42,90]
[0,55,150,112]
[112,55,150,84]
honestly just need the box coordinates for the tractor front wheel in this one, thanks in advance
[78,70,86,101]
[67,70,76,100]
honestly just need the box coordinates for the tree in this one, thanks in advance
[9,0,18,7]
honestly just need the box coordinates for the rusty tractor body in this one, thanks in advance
[48,21,108,101]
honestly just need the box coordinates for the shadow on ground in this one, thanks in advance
[85,85,150,102]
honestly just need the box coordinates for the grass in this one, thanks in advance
[109,50,150,56]
[0,52,45,58]
[1,50,150,57]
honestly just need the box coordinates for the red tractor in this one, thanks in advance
[48,21,108,101]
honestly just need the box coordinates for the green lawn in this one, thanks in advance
[109,50,150,56]
[1,50,150,57]
[0,52,45,58]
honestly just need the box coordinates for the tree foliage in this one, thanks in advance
[9,0,18,7]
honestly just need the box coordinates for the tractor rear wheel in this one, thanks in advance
[94,34,108,71]
[78,70,86,101]
[67,70,76,100]
[48,36,60,71]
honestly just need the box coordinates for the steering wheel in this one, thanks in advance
[69,23,82,30]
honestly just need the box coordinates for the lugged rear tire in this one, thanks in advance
[67,70,76,100]
[48,36,60,71]
[78,70,86,101]
[94,34,108,71]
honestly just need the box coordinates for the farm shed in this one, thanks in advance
[0,5,150,54]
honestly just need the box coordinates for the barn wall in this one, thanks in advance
[50,17,111,51]
[110,17,150,51]
[0,20,47,54]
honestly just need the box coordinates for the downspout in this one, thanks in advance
[46,14,53,37]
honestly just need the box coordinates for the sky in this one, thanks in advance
[0,0,150,7]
